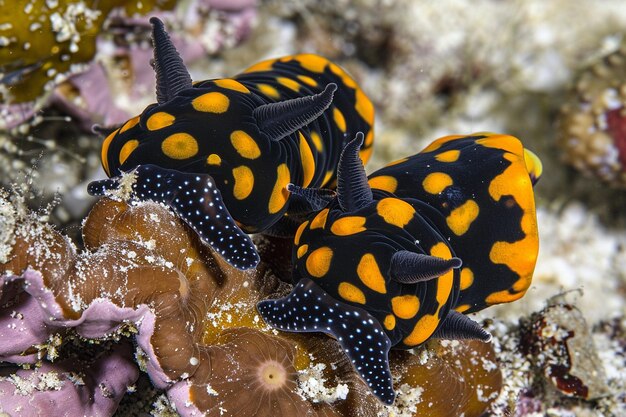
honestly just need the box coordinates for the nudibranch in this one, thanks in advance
[258,132,541,404]
[88,17,374,270]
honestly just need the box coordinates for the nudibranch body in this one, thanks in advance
[258,132,541,404]
[88,17,374,270]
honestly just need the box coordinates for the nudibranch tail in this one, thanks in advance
[337,131,373,212]
[88,165,259,270]
[149,17,192,104]
[257,278,396,405]
[389,250,462,284]
[432,311,492,342]
[253,83,337,141]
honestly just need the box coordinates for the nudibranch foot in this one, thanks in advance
[257,278,395,405]
[88,164,259,270]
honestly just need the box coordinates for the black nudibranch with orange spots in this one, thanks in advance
[258,132,542,404]
[88,18,374,270]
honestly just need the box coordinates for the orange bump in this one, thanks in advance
[230,130,261,159]
[295,54,328,73]
[422,172,453,195]
[147,111,175,131]
[294,220,309,245]
[161,133,199,160]
[192,92,230,113]
[383,314,396,331]
[119,115,140,133]
[268,164,290,214]
[460,267,474,291]
[377,198,415,228]
[357,254,387,294]
[333,107,347,132]
[232,165,254,200]
[297,75,318,87]
[403,314,439,346]
[435,149,460,163]
[277,77,301,92]
[306,246,333,278]
[338,282,366,304]
[446,199,479,236]
[299,132,315,187]
[310,208,329,230]
[330,216,366,236]
[257,84,280,99]
[118,139,139,165]
[297,244,309,259]
[207,154,221,166]
[214,78,250,93]
[368,176,397,194]
[391,295,420,320]
[310,131,323,152]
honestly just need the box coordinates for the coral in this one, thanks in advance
[390,339,502,417]
[558,43,626,187]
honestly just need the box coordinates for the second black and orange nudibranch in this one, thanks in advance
[258,132,542,404]
[88,18,374,270]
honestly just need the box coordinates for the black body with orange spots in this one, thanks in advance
[258,132,541,404]
[90,18,374,270]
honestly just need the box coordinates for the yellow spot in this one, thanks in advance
[297,244,309,259]
[355,89,374,125]
[386,157,408,167]
[147,112,175,131]
[403,315,439,346]
[420,134,465,153]
[161,133,199,160]
[100,128,118,175]
[357,254,387,294]
[422,172,453,195]
[383,314,396,331]
[306,246,333,278]
[257,84,280,99]
[120,115,140,133]
[377,198,415,228]
[119,139,139,165]
[299,132,315,187]
[232,166,254,200]
[268,164,291,214]
[214,78,250,93]
[277,77,301,92]
[460,267,474,291]
[192,92,230,113]
[330,216,366,236]
[435,149,460,163]
[392,295,420,320]
[230,130,261,159]
[207,154,221,166]
[333,107,347,132]
[297,75,318,87]
[310,131,323,152]
[310,209,329,230]
[243,59,276,73]
[338,282,366,304]
[446,199,479,236]
[455,304,471,313]
[368,176,398,193]
[295,54,328,73]
[294,220,309,245]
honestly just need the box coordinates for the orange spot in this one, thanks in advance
[100,128,119,175]
[299,132,315,187]
[118,139,139,165]
[230,130,261,159]
[446,199,479,236]
[322,170,334,187]
[357,254,387,294]
[297,244,309,259]
[330,216,366,236]
[243,59,276,73]
[310,209,329,230]
[207,154,221,166]
[455,304,471,313]
[329,62,358,89]
[435,149,460,163]
[232,166,254,200]
[368,176,397,193]
[146,112,175,131]
[119,115,140,133]
[310,131,323,152]
[295,54,328,73]
[420,134,466,153]
[422,172,453,195]
[430,242,454,307]
[297,75,318,87]
[365,130,374,147]
[294,220,309,245]
[161,133,199,160]
[306,246,333,278]
[257,84,280,99]
[460,267,474,291]
[268,164,291,214]
[377,198,415,228]
[214,78,250,93]
[192,92,230,113]
[355,89,374,125]
[383,314,396,331]
[403,314,439,346]
[277,77,300,92]
[333,107,347,132]
[391,295,420,320]
[338,282,366,304]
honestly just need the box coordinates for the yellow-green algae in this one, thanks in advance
[0,0,177,104]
